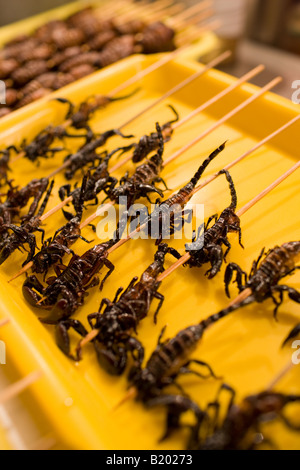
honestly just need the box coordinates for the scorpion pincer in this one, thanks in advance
[223,241,300,324]
[56,243,181,372]
[184,168,243,279]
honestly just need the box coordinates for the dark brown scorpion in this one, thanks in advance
[22,232,122,324]
[63,128,134,180]
[116,105,179,164]
[195,384,300,450]
[184,168,243,279]
[0,180,54,265]
[0,177,49,227]
[221,241,300,343]
[58,148,123,212]
[28,174,92,277]
[107,122,167,208]
[55,243,181,372]
[55,89,139,133]
[20,125,91,164]
[133,142,227,245]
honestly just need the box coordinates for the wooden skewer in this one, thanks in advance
[267,361,296,391]
[0,371,43,405]
[157,159,300,282]
[147,3,185,24]
[192,114,300,197]
[0,318,9,328]
[165,76,282,166]
[169,0,212,26]
[80,76,281,230]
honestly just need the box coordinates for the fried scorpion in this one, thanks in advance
[184,168,243,279]
[56,243,181,371]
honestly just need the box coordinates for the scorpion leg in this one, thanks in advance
[94,343,128,376]
[205,245,223,279]
[55,319,88,361]
[126,337,144,368]
[220,237,231,262]
[179,359,219,380]
[53,97,75,120]
[250,248,265,277]
[283,323,300,347]
[224,263,247,298]
[100,258,115,290]
[271,285,300,320]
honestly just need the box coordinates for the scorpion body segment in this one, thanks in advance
[185,168,242,279]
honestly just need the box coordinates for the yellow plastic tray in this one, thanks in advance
[0,54,300,450]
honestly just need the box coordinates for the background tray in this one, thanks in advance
[0,54,299,450]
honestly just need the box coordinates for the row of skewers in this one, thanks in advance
[0,44,299,450]
[0,0,215,116]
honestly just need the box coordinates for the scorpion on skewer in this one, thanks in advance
[184,168,243,279]
[0,177,50,238]
[58,148,123,212]
[0,180,54,265]
[20,124,92,164]
[0,146,18,186]
[56,243,182,371]
[195,384,300,450]
[223,241,300,320]
[55,89,139,133]
[63,128,134,180]
[117,105,179,164]
[135,142,227,245]
[107,122,168,208]
[28,174,92,277]
[22,226,124,324]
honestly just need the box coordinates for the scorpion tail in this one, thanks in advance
[165,104,180,125]
[109,87,141,102]
[37,180,55,217]
[190,141,228,188]
[218,169,238,211]
[200,295,255,331]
